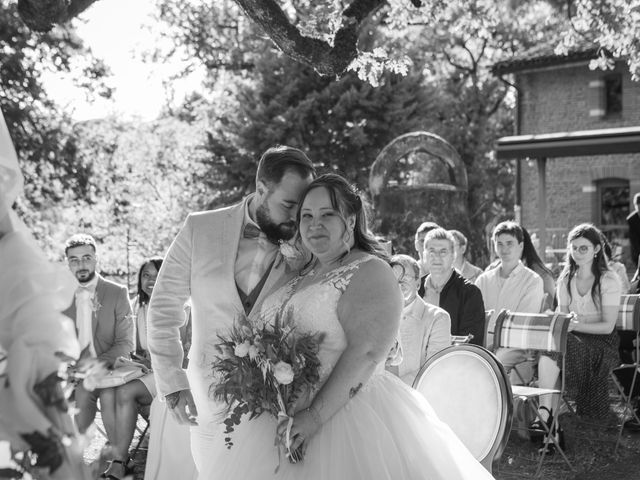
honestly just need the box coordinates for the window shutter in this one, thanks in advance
[588,79,606,118]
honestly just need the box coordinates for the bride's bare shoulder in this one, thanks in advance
[342,253,398,297]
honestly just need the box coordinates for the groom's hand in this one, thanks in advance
[165,389,198,425]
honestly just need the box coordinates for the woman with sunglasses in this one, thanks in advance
[535,223,622,451]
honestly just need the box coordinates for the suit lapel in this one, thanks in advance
[93,275,105,336]
[223,198,249,309]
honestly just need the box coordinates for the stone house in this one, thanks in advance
[492,49,640,269]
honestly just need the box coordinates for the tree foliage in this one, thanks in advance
[154,1,565,261]
[16,0,640,81]
[35,115,213,281]
[1,0,109,239]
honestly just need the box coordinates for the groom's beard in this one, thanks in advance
[255,203,296,243]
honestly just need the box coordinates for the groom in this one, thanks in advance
[147,146,315,471]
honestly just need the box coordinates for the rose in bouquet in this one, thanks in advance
[210,306,324,465]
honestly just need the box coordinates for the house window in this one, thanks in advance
[605,74,622,115]
[596,178,629,247]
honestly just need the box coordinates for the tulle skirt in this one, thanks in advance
[199,371,494,480]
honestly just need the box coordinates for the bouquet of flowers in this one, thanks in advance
[0,345,106,480]
[210,306,324,465]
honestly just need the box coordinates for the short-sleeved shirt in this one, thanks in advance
[557,270,622,321]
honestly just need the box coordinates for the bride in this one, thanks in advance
[205,173,494,479]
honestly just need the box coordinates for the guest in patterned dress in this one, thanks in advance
[537,224,621,429]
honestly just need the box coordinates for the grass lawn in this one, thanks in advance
[85,397,640,480]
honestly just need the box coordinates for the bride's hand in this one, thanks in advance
[286,407,322,454]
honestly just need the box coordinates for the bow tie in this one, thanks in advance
[243,223,263,239]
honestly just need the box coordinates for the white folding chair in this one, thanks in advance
[494,309,575,476]
[610,294,640,453]
[413,344,512,474]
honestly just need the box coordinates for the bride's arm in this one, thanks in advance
[289,257,402,446]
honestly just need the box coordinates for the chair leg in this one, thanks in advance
[527,400,573,476]
[129,420,150,466]
[613,367,640,454]
[614,395,640,454]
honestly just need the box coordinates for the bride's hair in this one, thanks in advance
[296,173,389,262]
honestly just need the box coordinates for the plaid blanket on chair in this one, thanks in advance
[495,311,573,353]
[616,294,640,331]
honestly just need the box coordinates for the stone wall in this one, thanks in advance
[514,61,640,263]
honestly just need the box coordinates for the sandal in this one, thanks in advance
[537,409,566,455]
[529,406,552,445]
[100,459,127,480]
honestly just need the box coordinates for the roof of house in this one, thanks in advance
[491,42,600,75]
[495,126,640,159]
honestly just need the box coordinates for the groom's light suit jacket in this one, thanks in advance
[148,196,292,423]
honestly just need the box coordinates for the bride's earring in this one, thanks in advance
[342,224,354,253]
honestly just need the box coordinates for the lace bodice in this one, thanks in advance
[258,256,375,390]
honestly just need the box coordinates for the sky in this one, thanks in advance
[43,0,202,121]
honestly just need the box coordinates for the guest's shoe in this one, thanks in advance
[100,459,127,480]
[623,417,640,432]
[538,410,565,455]
[529,406,552,445]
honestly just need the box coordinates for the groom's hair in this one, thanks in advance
[256,146,316,189]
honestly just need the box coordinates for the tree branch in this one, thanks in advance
[17,0,424,77]
[441,49,473,74]
[232,0,386,76]
[18,0,98,31]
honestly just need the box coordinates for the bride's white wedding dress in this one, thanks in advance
[202,256,494,479]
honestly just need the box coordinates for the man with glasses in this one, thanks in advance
[63,233,133,434]
[422,228,485,346]
[389,254,451,385]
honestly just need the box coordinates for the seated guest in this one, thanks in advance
[414,221,441,297]
[475,222,544,384]
[101,257,161,478]
[522,227,556,310]
[422,228,485,346]
[62,234,133,435]
[485,227,556,310]
[536,224,621,446]
[476,222,544,343]
[630,260,639,294]
[390,254,451,385]
[603,238,630,293]
[449,230,483,283]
